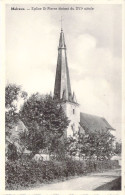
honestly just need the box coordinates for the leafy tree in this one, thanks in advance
[66,135,79,157]
[5,84,27,109]
[5,84,27,130]
[79,130,115,160]
[66,130,115,160]
[114,141,122,155]
[5,83,28,160]
[20,93,70,155]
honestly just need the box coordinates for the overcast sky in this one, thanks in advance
[6,4,122,140]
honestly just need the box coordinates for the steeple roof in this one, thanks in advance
[54,29,76,103]
[59,29,66,48]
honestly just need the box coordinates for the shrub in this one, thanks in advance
[5,158,119,190]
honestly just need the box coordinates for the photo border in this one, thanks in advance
[0,0,124,194]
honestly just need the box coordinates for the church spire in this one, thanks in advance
[54,26,80,138]
[59,28,66,48]
[54,28,73,102]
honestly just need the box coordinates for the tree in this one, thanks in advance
[5,83,28,160]
[66,129,115,160]
[79,130,115,160]
[20,93,70,155]
[5,84,27,130]
[114,141,122,155]
[66,134,79,157]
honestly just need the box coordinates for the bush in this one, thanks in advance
[5,158,119,190]
[85,159,119,172]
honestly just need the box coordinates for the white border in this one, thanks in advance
[0,0,125,194]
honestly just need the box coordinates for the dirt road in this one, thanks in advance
[30,169,121,190]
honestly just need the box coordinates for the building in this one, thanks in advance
[54,27,115,137]
[54,28,80,137]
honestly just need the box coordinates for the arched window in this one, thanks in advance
[73,109,75,114]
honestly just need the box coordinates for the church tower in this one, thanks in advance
[54,28,80,137]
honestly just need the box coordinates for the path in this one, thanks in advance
[30,169,121,190]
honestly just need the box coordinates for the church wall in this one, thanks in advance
[110,129,116,137]
[61,101,80,137]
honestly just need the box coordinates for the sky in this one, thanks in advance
[6,4,122,140]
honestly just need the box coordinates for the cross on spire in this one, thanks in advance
[60,16,64,31]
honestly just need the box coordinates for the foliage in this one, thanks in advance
[20,93,70,155]
[67,130,115,160]
[66,135,79,156]
[114,141,122,155]
[6,143,19,161]
[82,131,115,160]
[5,84,28,160]
[5,83,27,130]
[6,158,119,190]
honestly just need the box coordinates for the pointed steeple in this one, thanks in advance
[54,28,73,102]
[72,92,77,103]
[59,29,66,48]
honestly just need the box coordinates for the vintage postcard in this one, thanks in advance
[0,0,124,194]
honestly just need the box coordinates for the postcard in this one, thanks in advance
[0,0,124,194]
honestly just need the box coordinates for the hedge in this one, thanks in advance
[5,158,119,190]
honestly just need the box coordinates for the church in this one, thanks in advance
[53,27,115,137]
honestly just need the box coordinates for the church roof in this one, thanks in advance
[80,112,115,133]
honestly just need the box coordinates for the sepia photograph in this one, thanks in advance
[4,1,123,192]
